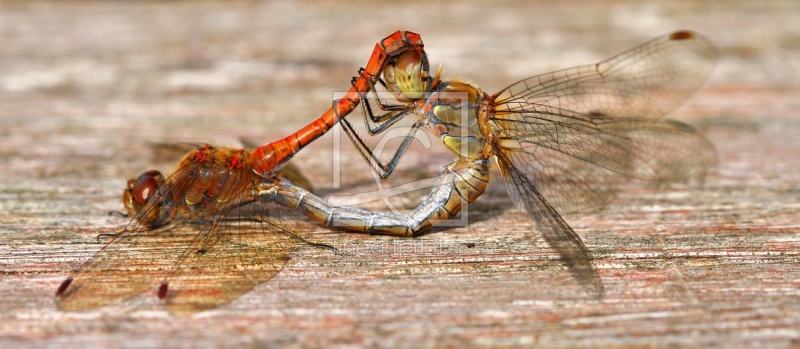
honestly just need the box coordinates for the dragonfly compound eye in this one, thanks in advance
[131,170,163,205]
[385,50,427,100]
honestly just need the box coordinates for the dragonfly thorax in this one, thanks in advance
[420,79,491,160]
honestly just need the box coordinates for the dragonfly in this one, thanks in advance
[303,31,720,295]
[55,31,429,315]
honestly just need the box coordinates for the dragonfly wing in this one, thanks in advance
[493,31,718,120]
[56,158,223,311]
[161,193,318,315]
[615,119,718,179]
[492,32,718,182]
[504,144,621,215]
[497,118,717,214]
[495,153,603,296]
[56,225,192,311]
[495,112,717,181]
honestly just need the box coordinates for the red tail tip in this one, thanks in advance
[56,277,73,296]
[158,282,169,300]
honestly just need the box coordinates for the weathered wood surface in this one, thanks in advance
[1,1,799,348]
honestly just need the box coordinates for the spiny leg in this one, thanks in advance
[340,117,423,179]
[354,71,412,133]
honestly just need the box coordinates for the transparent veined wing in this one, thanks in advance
[495,152,603,296]
[496,118,717,214]
[493,31,718,120]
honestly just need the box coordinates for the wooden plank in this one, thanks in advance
[1,0,799,347]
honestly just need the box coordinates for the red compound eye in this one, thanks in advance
[395,50,422,74]
[131,170,162,204]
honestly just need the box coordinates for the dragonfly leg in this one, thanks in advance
[355,74,411,131]
[269,158,489,237]
[340,117,422,179]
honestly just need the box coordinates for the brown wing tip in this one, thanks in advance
[669,31,695,40]
[56,277,73,297]
[158,282,169,300]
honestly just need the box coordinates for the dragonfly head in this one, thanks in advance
[384,49,431,101]
[123,169,166,227]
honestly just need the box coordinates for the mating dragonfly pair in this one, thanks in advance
[56,30,718,315]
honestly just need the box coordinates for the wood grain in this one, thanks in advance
[1,1,799,347]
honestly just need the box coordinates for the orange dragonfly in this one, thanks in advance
[308,31,719,295]
[55,31,427,315]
